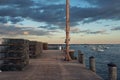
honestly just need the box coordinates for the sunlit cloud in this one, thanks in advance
[23,31,29,35]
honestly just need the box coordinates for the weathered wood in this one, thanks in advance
[69,50,76,60]
[108,63,117,80]
[65,0,71,61]
[89,56,96,72]
[0,50,102,80]
[78,50,85,66]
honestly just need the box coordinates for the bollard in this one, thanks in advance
[89,56,96,72]
[107,63,117,80]
[78,50,85,66]
[69,50,75,60]
[78,50,82,63]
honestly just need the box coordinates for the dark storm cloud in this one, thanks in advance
[0,3,67,27]
[0,16,24,24]
[111,27,120,31]
[0,6,32,17]
[0,1,86,28]
[30,0,120,27]
[70,6,120,24]
[0,0,120,32]
[0,0,34,7]
[72,0,120,23]
[81,0,120,21]
[30,4,66,22]
[84,0,120,7]
[0,17,7,23]
[9,17,24,24]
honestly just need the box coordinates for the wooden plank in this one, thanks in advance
[0,50,103,80]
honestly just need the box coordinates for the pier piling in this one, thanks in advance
[108,63,117,80]
[78,50,85,66]
[89,56,96,72]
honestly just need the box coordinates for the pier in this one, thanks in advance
[0,50,102,80]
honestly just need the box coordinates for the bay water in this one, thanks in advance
[70,44,120,80]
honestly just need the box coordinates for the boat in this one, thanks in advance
[104,46,109,49]
[91,46,104,52]
[91,46,97,51]
[96,48,104,52]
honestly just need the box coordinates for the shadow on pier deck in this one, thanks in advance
[0,50,103,80]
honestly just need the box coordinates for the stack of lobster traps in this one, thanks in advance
[43,42,48,50]
[0,38,29,71]
[29,41,43,58]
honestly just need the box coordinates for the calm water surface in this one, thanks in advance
[70,44,120,80]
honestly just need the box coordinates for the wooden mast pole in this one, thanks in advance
[65,0,71,61]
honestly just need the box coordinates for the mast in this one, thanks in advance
[65,0,71,61]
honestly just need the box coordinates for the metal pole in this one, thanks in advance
[65,0,71,61]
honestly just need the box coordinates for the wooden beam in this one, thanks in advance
[65,0,72,61]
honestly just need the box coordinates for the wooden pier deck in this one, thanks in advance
[0,50,103,80]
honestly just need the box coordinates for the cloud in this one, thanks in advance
[34,0,64,6]
[70,27,81,33]
[0,0,120,30]
[31,0,120,26]
[70,27,107,34]
[38,25,62,34]
[81,0,120,20]
[87,29,107,34]
[0,23,52,36]
[84,0,120,8]
[0,17,7,23]
[0,3,67,27]
[23,31,29,35]
[0,23,23,36]
[0,0,34,7]
[25,29,52,36]
[71,6,120,24]
[39,25,59,30]
[111,27,120,31]
[0,16,24,24]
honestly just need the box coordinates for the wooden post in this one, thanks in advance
[78,50,85,66]
[78,50,82,62]
[65,0,71,61]
[69,50,75,60]
[89,56,96,72]
[108,63,117,80]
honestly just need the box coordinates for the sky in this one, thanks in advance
[0,0,120,44]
